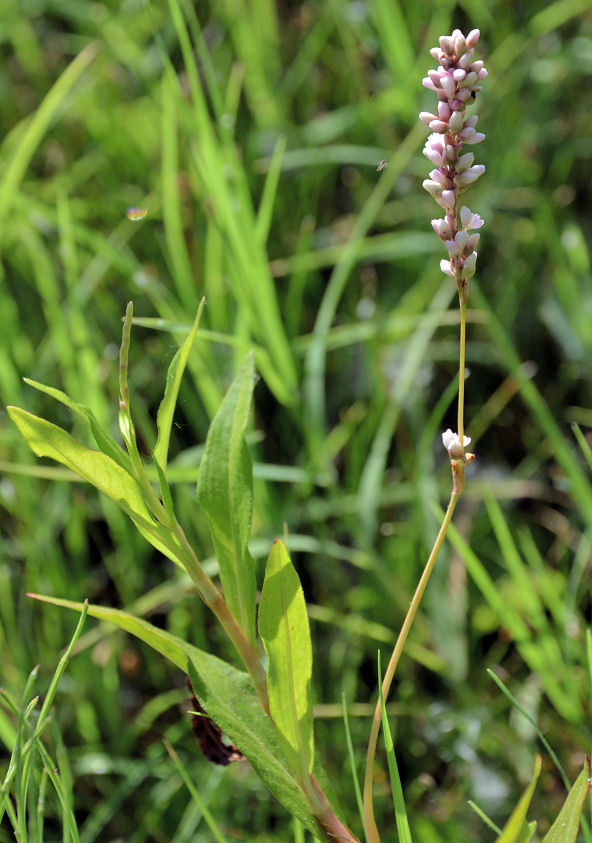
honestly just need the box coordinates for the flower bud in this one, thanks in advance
[441,189,455,209]
[424,146,444,166]
[422,77,437,91]
[460,71,478,88]
[454,33,467,55]
[464,131,486,144]
[464,115,479,129]
[448,110,464,133]
[462,251,477,277]
[429,168,450,187]
[422,179,443,199]
[430,47,442,61]
[466,29,480,48]
[439,35,454,53]
[432,218,452,239]
[445,239,461,258]
[456,152,474,171]
[453,68,466,82]
[419,111,438,126]
[428,119,449,133]
[428,69,442,86]
[445,144,457,162]
[478,68,488,80]
[440,259,455,278]
[470,60,484,73]
[456,87,472,102]
[438,101,451,120]
[465,232,480,251]
[458,53,473,70]
[440,75,456,97]
[455,230,468,251]
[455,164,485,186]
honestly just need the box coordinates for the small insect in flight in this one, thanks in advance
[126,207,148,221]
[376,159,388,172]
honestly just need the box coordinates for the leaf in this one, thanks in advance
[542,756,591,843]
[378,652,411,843]
[258,539,314,780]
[196,352,257,646]
[8,407,186,569]
[496,755,541,843]
[153,299,205,472]
[23,378,133,475]
[28,593,334,837]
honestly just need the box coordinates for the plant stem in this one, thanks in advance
[172,520,271,715]
[363,485,462,842]
[457,297,466,444]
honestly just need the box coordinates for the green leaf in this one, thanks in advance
[28,594,332,837]
[8,407,186,569]
[378,651,412,843]
[196,352,257,645]
[23,378,133,475]
[496,755,541,843]
[153,299,205,472]
[258,539,314,780]
[542,756,591,843]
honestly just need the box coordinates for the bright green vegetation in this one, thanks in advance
[2,0,592,840]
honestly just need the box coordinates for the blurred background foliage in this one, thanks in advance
[1,0,592,839]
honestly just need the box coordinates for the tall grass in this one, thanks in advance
[1,0,592,838]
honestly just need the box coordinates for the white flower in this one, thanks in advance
[442,429,471,459]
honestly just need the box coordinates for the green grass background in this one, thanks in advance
[1,0,592,839]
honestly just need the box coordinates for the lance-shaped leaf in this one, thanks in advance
[23,378,133,475]
[28,594,339,838]
[258,539,314,781]
[153,299,205,473]
[7,407,186,569]
[542,756,591,843]
[196,352,257,646]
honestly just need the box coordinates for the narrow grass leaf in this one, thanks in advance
[486,669,570,790]
[377,651,412,843]
[495,754,541,843]
[164,741,228,843]
[258,539,314,779]
[154,298,205,473]
[468,800,502,835]
[542,756,591,843]
[341,695,365,832]
[196,352,257,645]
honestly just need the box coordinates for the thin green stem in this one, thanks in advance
[363,486,461,842]
[457,297,466,444]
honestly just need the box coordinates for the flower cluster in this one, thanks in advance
[420,29,487,300]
